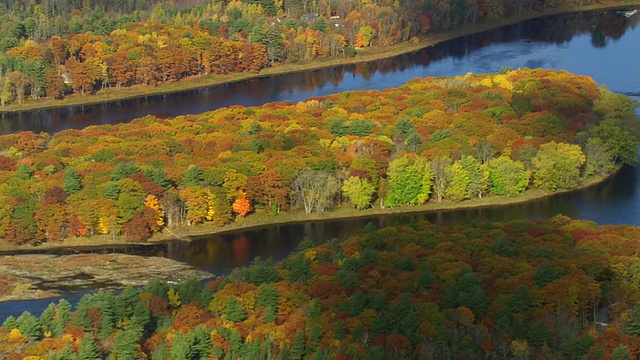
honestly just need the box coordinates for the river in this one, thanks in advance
[1,8,640,320]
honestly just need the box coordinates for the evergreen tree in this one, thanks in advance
[285,253,312,285]
[16,311,41,342]
[175,277,201,305]
[626,303,640,336]
[63,167,83,194]
[151,341,170,360]
[612,345,631,360]
[289,331,306,360]
[190,326,213,360]
[72,296,93,332]
[78,335,102,360]
[256,283,280,323]
[48,344,75,360]
[111,162,140,181]
[115,286,140,322]
[102,181,121,200]
[527,321,549,348]
[144,278,170,299]
[111,329,141,360]
[534,261,561,287]
[93,291,116,339]
[228,329,244,359]
[225,297,247,322]
[39,302,56,335]
[169,332,191,360]
[144,167,172,190]
[2,315,17,329]
[182,164,205,187]
[510,285,534,314]
[246,256,281,286]
[51,299,72,337]
[334,320,346,340]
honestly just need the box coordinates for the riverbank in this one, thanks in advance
[0,168,620,303]
[0,2,638,113]
[0,167,619,255]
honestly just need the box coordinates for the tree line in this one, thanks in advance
[0,0,634,105]
[3,216,640,358]
[0,69,637,245]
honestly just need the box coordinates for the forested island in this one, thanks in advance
[0,68,637,247]
[0,0,638,109]
[4,216,640,358]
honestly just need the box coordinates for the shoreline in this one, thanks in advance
[0,167,620,256]
[0,2,638,114]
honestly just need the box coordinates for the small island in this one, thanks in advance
[0,253,212,302]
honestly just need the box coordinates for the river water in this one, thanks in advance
[2,8,640,320]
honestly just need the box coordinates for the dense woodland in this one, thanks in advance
[0,0,635,105]
[4,216,640,358]
[0,69,638,245]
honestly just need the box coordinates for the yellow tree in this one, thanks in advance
[179,186,216,225]
[144,194,165,231]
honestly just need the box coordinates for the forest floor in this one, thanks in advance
[0,2,638,113]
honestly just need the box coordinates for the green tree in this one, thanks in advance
[16,311,41,342]
[111,329,141,359]
[3,315,17,330]
[111,162,140,181]
[404,129,423,153]
[395,117,414,138]
[487,156,529,196]
[63,167,83,194]
[590,121,639,166]
[584,137,614,176]
[611,345,631,360]
[51,299,72,337]
[342,176,375,210]
[532,142,585,191]
[290,331,307,360]
[386,155,432,206]
[78,335,102,360]
[170,332,191,360]
[626,303,640,336]
[182,164,205,188]
[460,155,488,198]
[445,161,470,201]
[534,261,561,287]
[510,285,534,314]
[225,297,247,323]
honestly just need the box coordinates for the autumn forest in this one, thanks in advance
[0,69,637,245]
[2,0,640,359]
[0,0,633,105]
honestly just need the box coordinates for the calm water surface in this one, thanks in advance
[2,9,640,319]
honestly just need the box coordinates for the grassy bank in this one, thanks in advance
[1,2,638,113]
